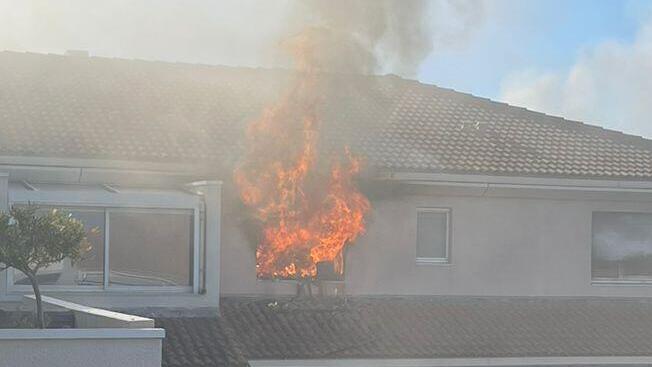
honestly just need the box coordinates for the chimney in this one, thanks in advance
[65,50,89,58]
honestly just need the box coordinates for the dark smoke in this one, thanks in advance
[283,0,484,77]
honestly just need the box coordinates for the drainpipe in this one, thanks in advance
[0,172,9,300]
[186,181,223,308]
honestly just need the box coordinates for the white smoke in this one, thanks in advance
[0,0,290,68]
[0,0,483,78]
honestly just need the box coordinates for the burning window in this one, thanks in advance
[234,30,370,281]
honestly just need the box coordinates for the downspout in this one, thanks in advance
[200,201,207,294]
[186,180,223,306]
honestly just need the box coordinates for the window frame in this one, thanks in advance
[416,207,451,265]
[6,184,202,294]
[591,210,652,285]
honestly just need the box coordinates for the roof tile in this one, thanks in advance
[154,297,652,365]
[3,51,652,180]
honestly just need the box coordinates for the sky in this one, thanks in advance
[1,0,652,137]
[420,0,643,96]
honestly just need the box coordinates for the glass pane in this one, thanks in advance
[109,210,193,286]
[592,212,652,279]
[417,210,448,259]
[14,209,105,286]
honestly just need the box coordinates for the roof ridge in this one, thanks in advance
[0,49,380,79]
[0,49,294,76]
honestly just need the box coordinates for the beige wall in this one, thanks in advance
[220,183,652,297]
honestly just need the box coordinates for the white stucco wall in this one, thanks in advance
[4,159,652,304]
[0,330,162,367]
[220,182,652,297]
[0,297,163,367]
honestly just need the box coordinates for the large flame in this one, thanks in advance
[234,29,370,279]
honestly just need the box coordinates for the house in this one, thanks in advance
[3,50,652,366]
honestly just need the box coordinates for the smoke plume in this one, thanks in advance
[281,0,483,77]
[1,0,483,78]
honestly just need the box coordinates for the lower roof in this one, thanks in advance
[153,296,652,367]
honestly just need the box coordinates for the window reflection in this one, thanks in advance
[14,208,104,286]
[108,210,193,286]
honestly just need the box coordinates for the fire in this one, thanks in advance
[234,29,370,279]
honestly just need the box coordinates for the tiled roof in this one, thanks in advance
[156,297,652,366]
[156,317,249,367]
[3,51,652,180]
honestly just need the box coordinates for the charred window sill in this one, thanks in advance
[256,278,345,284]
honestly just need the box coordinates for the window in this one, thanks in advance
[108,209,193,286]
[416,208,450,264]
[7,183,202,292]
[14,208,105,287]
[592,212,652,281]
[12,207,194,289]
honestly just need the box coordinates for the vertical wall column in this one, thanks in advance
[187,180,223,307]
[0,173,9,300]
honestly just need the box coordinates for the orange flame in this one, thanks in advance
[234,29,370,279]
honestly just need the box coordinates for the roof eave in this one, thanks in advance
[249,356,652,367]
[380,170,652,191]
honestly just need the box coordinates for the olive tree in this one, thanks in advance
[0,205,88,328]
